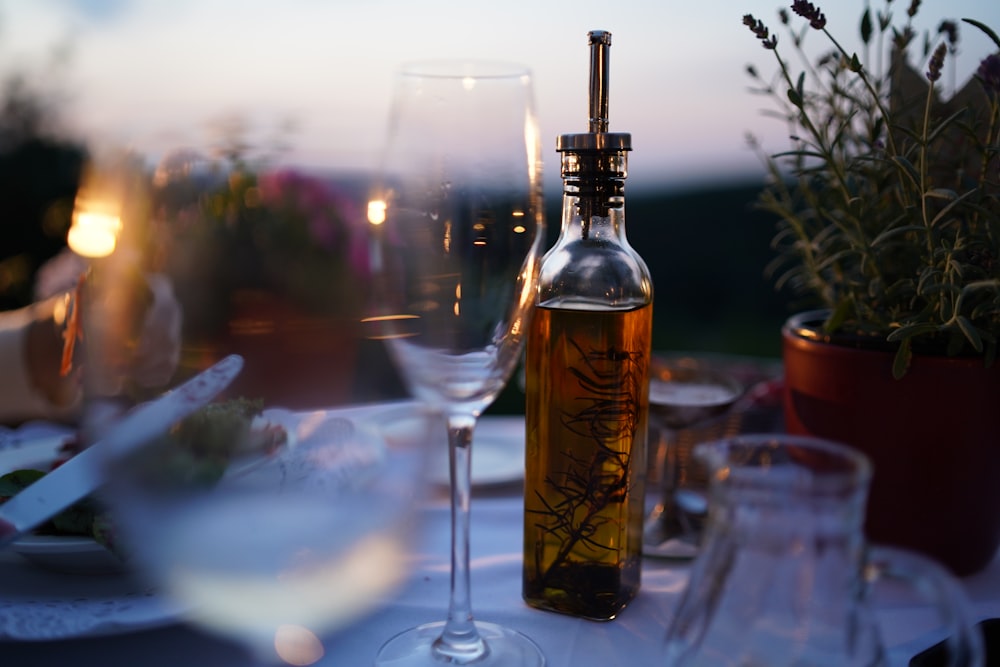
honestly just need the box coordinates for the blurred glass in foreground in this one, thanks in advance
[68,148,431,665]
[101,403,437,664]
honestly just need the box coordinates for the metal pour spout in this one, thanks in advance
[588,30,611,134]
[556,29,630,155]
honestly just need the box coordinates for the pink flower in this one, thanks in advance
[256,169,295,205]
[308,213,338,249]
[252,168,370,277]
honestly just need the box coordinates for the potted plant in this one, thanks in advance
[151,152,371,409]
[744,1,1000,574]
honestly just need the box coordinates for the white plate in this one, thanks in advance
[0,426,179,640]
[428,416,525,487]
[0,547,183,641]
[0,431,129,575]
[9,534,124,575]
[0,410,309,576]
[0,431,73,472]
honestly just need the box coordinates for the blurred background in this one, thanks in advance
[1,0,997,411]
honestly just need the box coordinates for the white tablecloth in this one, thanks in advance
[2,414,999,666]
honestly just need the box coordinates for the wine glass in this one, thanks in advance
[71,150,437,665]
[369,60,545,667]
[642,355,744,559]
[105,404,436,663]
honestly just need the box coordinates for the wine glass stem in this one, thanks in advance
[659,427,679,507]
[432,413,489,663]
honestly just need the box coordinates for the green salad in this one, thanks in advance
[0,398,284,547]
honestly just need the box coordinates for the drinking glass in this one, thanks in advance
[643,355,743,559]
[71,151,436,666]
[369,60,545,667]
[663,434,984,666]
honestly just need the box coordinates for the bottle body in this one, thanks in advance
[523,300,651,619]
[522,176,653,619]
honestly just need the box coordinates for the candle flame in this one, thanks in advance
[367,199,387,226]
[67,208,122,258]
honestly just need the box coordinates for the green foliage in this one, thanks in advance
[746,2,1000,376]
[0,468,100,536]
[152,156,370,341]
[0,48,87,310]
[129,397,266,489]
[0,468,45,498]
[0,399,271,555]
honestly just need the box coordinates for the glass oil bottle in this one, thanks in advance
[522,29,653,620]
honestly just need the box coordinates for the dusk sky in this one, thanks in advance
[2,0,998,192]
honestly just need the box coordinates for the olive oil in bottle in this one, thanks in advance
[523,30,653,621]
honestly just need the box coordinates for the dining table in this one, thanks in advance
[2,405,999,667]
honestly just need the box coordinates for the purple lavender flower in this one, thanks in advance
[926,42,946,82]
[938,20,958,49]
[977,54,1000,95]
[791,0,826,30]
[744,14,778,49]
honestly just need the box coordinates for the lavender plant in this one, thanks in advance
[744,0,1000,377]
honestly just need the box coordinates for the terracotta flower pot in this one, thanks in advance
[782,311,1000,576]
[216,289,360,409]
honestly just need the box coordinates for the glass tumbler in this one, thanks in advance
[664,434,983,667]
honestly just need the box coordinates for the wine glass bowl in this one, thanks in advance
[648,357,744,430]
[372,62,540,413]
[371,60,544,667]
[643,355,745,559]
[100,403,437,664]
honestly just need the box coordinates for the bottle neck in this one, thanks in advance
[538,145,649,310]
[560,149,628,242]
[560,181,625,242]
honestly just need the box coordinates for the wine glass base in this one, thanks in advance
[642,537,700,560]
[642,502,703,560]
[375,620,545,667]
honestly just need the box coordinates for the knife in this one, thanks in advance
[0,354,244,547]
